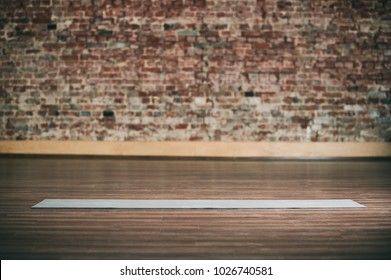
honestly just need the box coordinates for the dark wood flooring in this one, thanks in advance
[0,157,391,259]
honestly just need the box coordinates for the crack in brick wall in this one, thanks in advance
[1,0,390,141]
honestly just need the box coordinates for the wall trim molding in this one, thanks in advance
[1,141,391,158]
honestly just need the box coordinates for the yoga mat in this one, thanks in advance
[33,199,365,209]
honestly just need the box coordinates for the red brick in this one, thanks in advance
[0,0,389,142]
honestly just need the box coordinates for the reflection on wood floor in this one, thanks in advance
[0,157,390,259]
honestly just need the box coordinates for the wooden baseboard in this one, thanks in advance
[1,141,391,158]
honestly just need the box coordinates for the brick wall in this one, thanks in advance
[1,0,390,141]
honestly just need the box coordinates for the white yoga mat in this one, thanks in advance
[32,199,365,209]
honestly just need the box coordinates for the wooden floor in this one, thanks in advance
[0,157,391,260]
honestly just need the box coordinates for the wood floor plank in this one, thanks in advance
[0,157,390,259]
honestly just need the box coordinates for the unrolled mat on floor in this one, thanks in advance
[32,199,365,209]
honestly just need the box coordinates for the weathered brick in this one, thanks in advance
[178,30,199,37]
[0,0,389,141]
